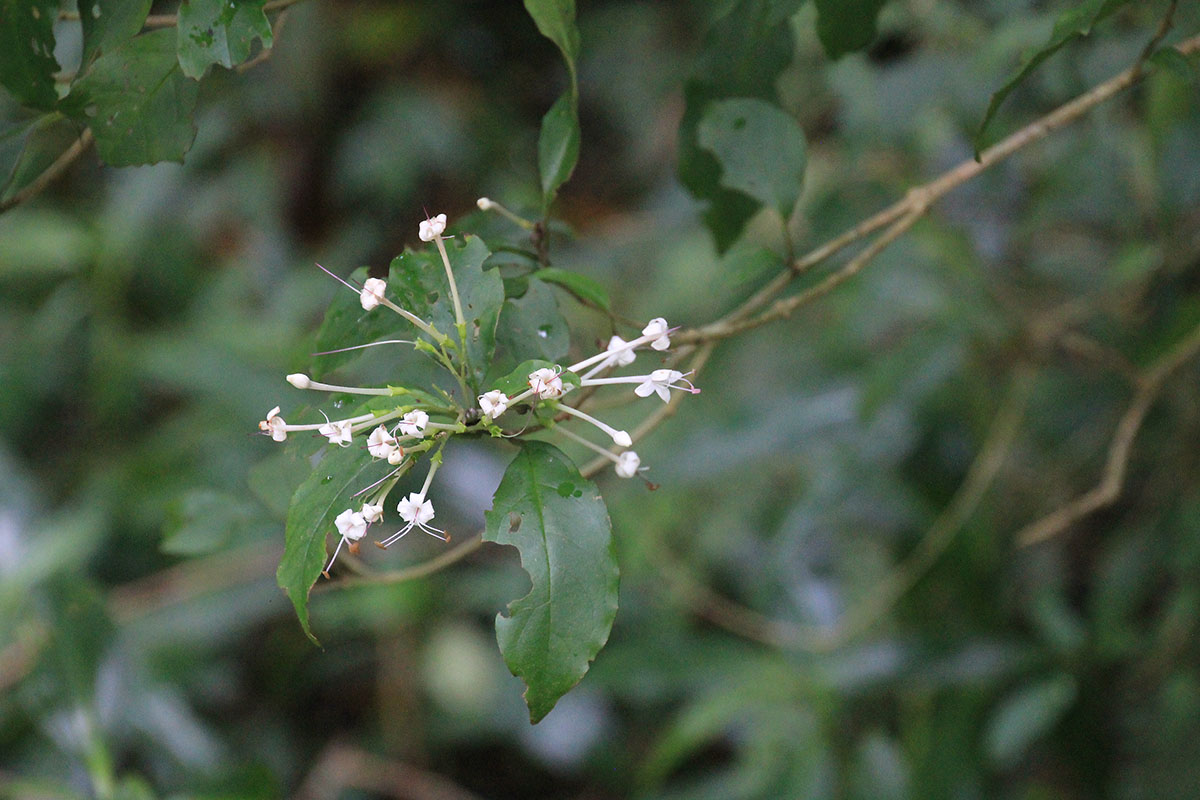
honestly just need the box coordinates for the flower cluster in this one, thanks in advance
[257,209,699,577]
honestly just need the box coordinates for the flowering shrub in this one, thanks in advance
[260,207,697,720]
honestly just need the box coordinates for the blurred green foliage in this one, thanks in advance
[2,0,1200,798]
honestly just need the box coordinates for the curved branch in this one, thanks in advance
[1016,318,1200,546]
[677,32,1200,346]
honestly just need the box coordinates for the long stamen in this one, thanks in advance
[556,404,632,447]
[311,339,415,356]
[316,262,362,293]
[322,537,346,578]
[554,425,621,464]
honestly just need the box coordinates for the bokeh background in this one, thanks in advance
[3,1,1200,798]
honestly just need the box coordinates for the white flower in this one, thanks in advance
[286,373,310,389]
[479,390,509,418]
[334,509,368,541]
[360,277,388,310]
[615,450,641,478]
[606,335,637,367]
[367,425,398,459]
[379,493,447,546]
[387,448,406,465]
[398,409,429,437]
[258,406,287,442]
[642,317,671,351]
[318,416,353,446]
[528,367,564,399]
[324,508,368,578]
[361,501,384,524]
[419,213,448,242]
[634,369,697,403]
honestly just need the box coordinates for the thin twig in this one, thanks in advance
[0,129,92,215]
[1016,317,1200,547]
[650,363,1037,651]
[676,32,1200,346]
[1135,0,1179,73]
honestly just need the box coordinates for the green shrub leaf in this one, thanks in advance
[176,0,274,79]
[0,0,61,110]
[484,441,618,722]
[814,0,891,60]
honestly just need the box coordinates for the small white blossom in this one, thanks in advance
[479,390,509,418]
[615,450,641,478]
[606,335,638,367]
[359,277,388,310]
[379,493,447,546]
[398,409,429,437]
[634,369,698,403]
[324,508,368,578]
[387,448,406,465]
[258,406,287,442]
[335,509,368,541]
[642,317,671,351]
[318,416,353,446]
[476,197,494,210]
[529,367,564,399]
[367,425,399,459]
[286,373,310,389]
[361,501,384,524]
[419,213,448,242]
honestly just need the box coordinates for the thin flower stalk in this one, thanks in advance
[556,403,632,447]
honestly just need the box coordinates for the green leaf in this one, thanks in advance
[277,444,384,644]
[975,0,1133,154]
[813,0,891,59]
[389,236,504,393]
[176,0,274,79]
[677,0,804,251]
[697,98,807,220]
[0,0,60,110]
[984,674,1078,769]
[484,441,618,722]
[533,266,611,311]
[537,92,580,211]
[523,0,580,87]
[61,29,199,167]
[80,0,154,64]
[496,277,570,366]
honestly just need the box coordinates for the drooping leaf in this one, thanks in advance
[523,0,580,87]
[277,444,384,644]
[176,0,274,79]
[533,266,611,311]
[975,0,1133,154]
[389,236,504,393]
[537,92,580,211]
[697,98,807,220]
[0,0,60,110]
[813,0,891,59]
[484,441,618,722]
[678,0,804,251]
[61,30,199,167]
[79,0,154,64]
[984,674,1078,768]
[496,277,570,366]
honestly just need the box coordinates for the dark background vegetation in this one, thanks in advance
[2,0,1200,797]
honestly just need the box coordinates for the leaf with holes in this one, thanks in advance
[698,98,807,221]
[0,0,60,110]
[484,441,618,722]
[277,443,386,644]
[61,29,199,167]
[389,236,504,393]
[177,0,274,79]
